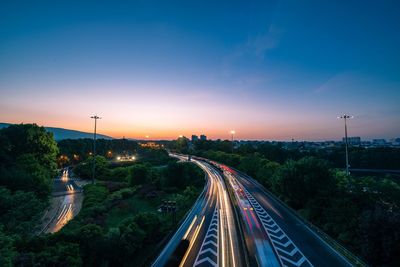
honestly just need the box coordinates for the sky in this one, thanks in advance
[1,0,399,140]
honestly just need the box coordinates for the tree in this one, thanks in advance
[0,187,46,235]
[162,162,204,190]
[73,156,109,180]
[128,164,149,186]
[109,167,130,182]
[359,201,400,265]
[33,242,82,267]
[272,157,336,209]
[0,155,51,198]
[176,137,190,153]
[255,159,280,188]
[118,219,146,255]
[58,138,139,163]
[0,226,16,267]
[77,224,104,265]
[0,124,57,197]
[238,153,263,177]
[0,124,58,172]
[132,212,163,243]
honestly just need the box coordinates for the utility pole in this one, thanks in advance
[230,130,235,153]
[338,114,353,176]
[91,115,101,184]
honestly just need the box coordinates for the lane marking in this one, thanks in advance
[179,216,205,267]
[194,208,219,267]
[183,216,198,240]
[243,188,313,267]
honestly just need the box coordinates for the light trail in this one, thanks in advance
[183,216,197,240]
[156,156,244,267]
[179,216,205,267]
[197,161,240,267]
[219,209,225,267]
[57,204,68,220]
[224,186,237,267]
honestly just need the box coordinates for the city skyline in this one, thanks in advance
[1,1,399,140]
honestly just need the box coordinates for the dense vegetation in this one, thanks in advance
[14,158,203,266]
[58,138,139,160]
[0,124,59,266]
[2,125,399,266]
[170,138,400,170]
[181,140,400,266]
[13,157,204,266]
[0,126,205,266]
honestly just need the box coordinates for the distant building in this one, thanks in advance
[373,139,386,146]
[139,142,162,149]
[191,135,199,142]
[343,136,361,146]
[200,134,207,141]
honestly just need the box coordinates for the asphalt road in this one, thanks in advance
[41,169,83,233]
[154,155,360,267]
[221,165,354,267]
[152,155,245,267]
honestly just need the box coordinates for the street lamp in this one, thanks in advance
[230,130,235,153]
[230,130,235,142]
[338,114,353,176]
[90,115,101,184]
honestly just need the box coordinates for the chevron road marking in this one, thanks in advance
[244,189,313,267]
[194,208,219,267]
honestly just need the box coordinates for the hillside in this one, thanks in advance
[0,123,112,140]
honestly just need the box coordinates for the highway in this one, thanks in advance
[154,155,360,266]
[152,155,245,267]
[219,164,354,267]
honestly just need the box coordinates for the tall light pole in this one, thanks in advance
[230,130,235,153]
[91,115,101,184]
[338,114,353,176]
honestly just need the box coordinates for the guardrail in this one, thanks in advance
[149,157,209,267]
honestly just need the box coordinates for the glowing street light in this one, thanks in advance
[230,130,235,142]
[230,130,235,153]
[338,114,353,176]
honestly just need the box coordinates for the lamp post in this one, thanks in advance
[90,115,101,184]
[230,130,235,153]
[338,114,353,176]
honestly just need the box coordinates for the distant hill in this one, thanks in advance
[0,123,113,140]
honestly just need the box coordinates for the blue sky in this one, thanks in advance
[1,0,399,140]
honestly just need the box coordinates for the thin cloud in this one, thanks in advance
[247,24,282,58]
[222,24,283,77]
[313,71,363,94]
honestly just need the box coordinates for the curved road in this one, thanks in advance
[40,169,84,234]
[152,155,245,267]
[219,163,356,267]
[154,155,362,266]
